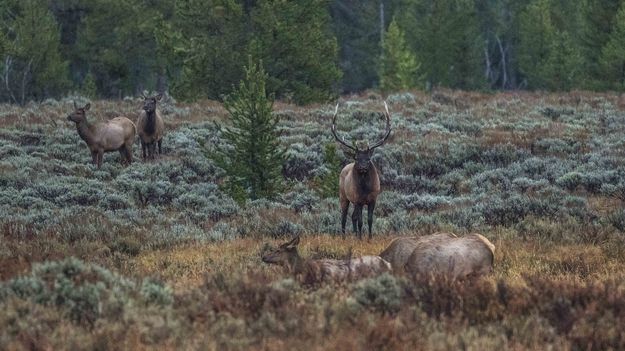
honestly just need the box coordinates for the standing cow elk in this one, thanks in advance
[261,236,391,283]
[67,102,136,168]
[332,103,392,239]
[136,93,165,160]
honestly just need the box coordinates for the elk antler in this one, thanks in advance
[368,101,392,150]
[73,100,78,110]
[331,103,358,152]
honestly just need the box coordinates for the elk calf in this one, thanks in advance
[67,102,136,168]
[136,93,165,160]
[261,236,391,283]
[332,103,392,239]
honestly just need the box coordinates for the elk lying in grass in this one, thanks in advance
[332,103,392,239]
[261,236,391,283]
[380,233,495,280]
[136,93,165,160]
[67,102,136,168]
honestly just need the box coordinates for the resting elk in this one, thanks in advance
[261,236,391,283]
[332,103,392,239]
[136,93,165,160]
[379,233,496,280]
[66,102,136,168]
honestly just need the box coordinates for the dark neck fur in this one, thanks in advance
[144,110,156,134]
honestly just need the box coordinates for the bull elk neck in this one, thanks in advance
[332,102,392,239]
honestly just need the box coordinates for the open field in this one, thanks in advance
[1,90,625,349]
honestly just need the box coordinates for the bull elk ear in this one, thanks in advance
[155,93,163,101]
[84,103,91,111]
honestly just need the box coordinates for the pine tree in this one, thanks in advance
[579,0,622,89]
[518,0,555,89]
[600,3,625,91]
[216,58,285,203]
[397,0,485,90]
[378,18,422,93]
[250,0,341,104]
[170,0,247,101]
[0,0,69,103]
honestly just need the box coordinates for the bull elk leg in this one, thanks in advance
[91,150,98,166]
[367,200,376,239]
[340,199,350,237]
[352,204,363,239]
[141,140,147,160]
[158,140,162,155]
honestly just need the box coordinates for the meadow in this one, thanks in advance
[0,90,624,350]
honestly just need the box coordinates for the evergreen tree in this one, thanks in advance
[579,0,622,89]
[170,0,247,101]
[250,0,341,104]
[216,58,285,203]
[600,3,625,91]
[518,0,555,89]
[398,0,485,90]
[378,18,422,92]
[76,0,172,98]
[0,0,69,104]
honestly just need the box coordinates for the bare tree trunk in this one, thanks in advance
[20,59,33,105]
[484,39,492,83]
[496,36,508,89]
[2,56,18,104]
[380,2,385,48]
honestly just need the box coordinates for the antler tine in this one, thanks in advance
[369,101,392,150]
[331,103,357,152]
[73,100,77,110]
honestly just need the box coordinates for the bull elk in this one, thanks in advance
[261,236,391,283]
[136,93,165,160]
[332,103,392,239]
[66,102,136,168]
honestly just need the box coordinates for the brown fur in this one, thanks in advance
[136,93,165,160]
[67,103,135,168]
[400,233,495,280]
[261,236,391,283]
[379,232,495,279]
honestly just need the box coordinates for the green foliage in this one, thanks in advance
[0,0,69,104]
[600,3,625,91]
[352,273,402,314]
[170,0,246,101]
[250,0,341,104]
[397,0,485,90]
[313,143,343,199]
[215,58,285,203]
[379,19,422,93]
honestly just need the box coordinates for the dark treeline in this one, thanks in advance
[1,0,625,105]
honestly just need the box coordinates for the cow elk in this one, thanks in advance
[332,103,392,239]
[261,236,391,283]
[67,102,136,168]
[380,233,496,280]
[136,93,165,160]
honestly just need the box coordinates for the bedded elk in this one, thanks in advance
[261,236,391,283]
[136,93,165,160]
[67,102,136,168]
[380,233,495,280]
[332,103,392,239]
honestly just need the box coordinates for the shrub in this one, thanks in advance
[352,273,402,314]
